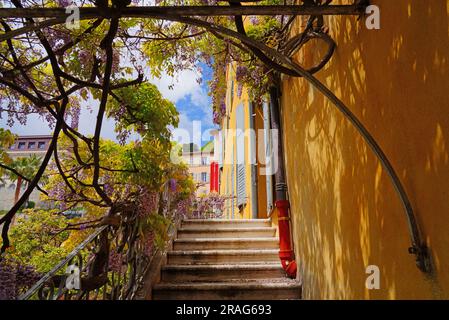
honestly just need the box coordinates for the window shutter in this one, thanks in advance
[236,103,246,207]
[263,101,274,212]
[231,148,235,218]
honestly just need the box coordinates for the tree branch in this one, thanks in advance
[91,18,120,207]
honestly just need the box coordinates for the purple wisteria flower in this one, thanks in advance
[169,178,177,192]
[213,111,221,125]
[78,50,92,67]
[103,175,115,197]
[58,0,72,7]
[235,65,248,82]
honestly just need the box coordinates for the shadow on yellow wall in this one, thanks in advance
[281,0,449,299]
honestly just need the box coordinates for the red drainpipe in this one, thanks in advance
[276,199,297,278]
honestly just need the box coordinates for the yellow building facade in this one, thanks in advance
[218,63,271,220]
[218,0,449,299]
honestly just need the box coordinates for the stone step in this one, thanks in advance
[173,238,279,250]
[161,264,286,282]
[150,218,296,301]
[153,280,301,300]
[177,227,276,239]
[167,249,279,265]
[181,219,271,230]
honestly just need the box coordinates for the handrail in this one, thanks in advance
[280,59,431,273]
[217,0,430,273]
[131,212,180,300]
[19,225,108,300]
[165,13,432,274]
[275,19,431,273]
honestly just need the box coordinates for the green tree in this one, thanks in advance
[0,0,304,263]
[9,155,42,208]
[0,129,16,184]
[6,209,72,273]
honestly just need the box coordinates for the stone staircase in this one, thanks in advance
[152,219,301,300]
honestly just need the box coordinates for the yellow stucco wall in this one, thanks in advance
[281,0,449,299]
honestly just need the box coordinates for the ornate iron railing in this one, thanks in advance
[18,223,154,300]
[19,186,179,300]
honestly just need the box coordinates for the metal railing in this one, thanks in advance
[19,185,178,300]
[18,222,157,300]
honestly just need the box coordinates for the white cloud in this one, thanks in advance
[152,68,216,142]
[190,85,210,109]
[174,113,195,144]
[151,69,203,104]
[172,114,214,146]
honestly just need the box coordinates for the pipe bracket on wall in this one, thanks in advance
[409,244,431,273]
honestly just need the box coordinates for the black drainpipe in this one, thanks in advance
[269,86,288,201]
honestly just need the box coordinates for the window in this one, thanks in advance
[201,157,209,165]
[201,172,208,183]
[28,141,36,149]
[18,142,26,150]
[38,141,46,149]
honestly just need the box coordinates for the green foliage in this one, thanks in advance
[0,129,16,183]
[0,0,287,279]
[44,80,185,212]
[0,128,15,152]
[122,139,169,189]
[246,17,282,44]
[4,209,72,273]
[167,157,196,201]
[145,214,172,250]
[8,154,42,183]
[136,0,288,124]
[108,83,179,147]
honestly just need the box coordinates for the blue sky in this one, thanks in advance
[0,63,216,147]
[170,62,217,146]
